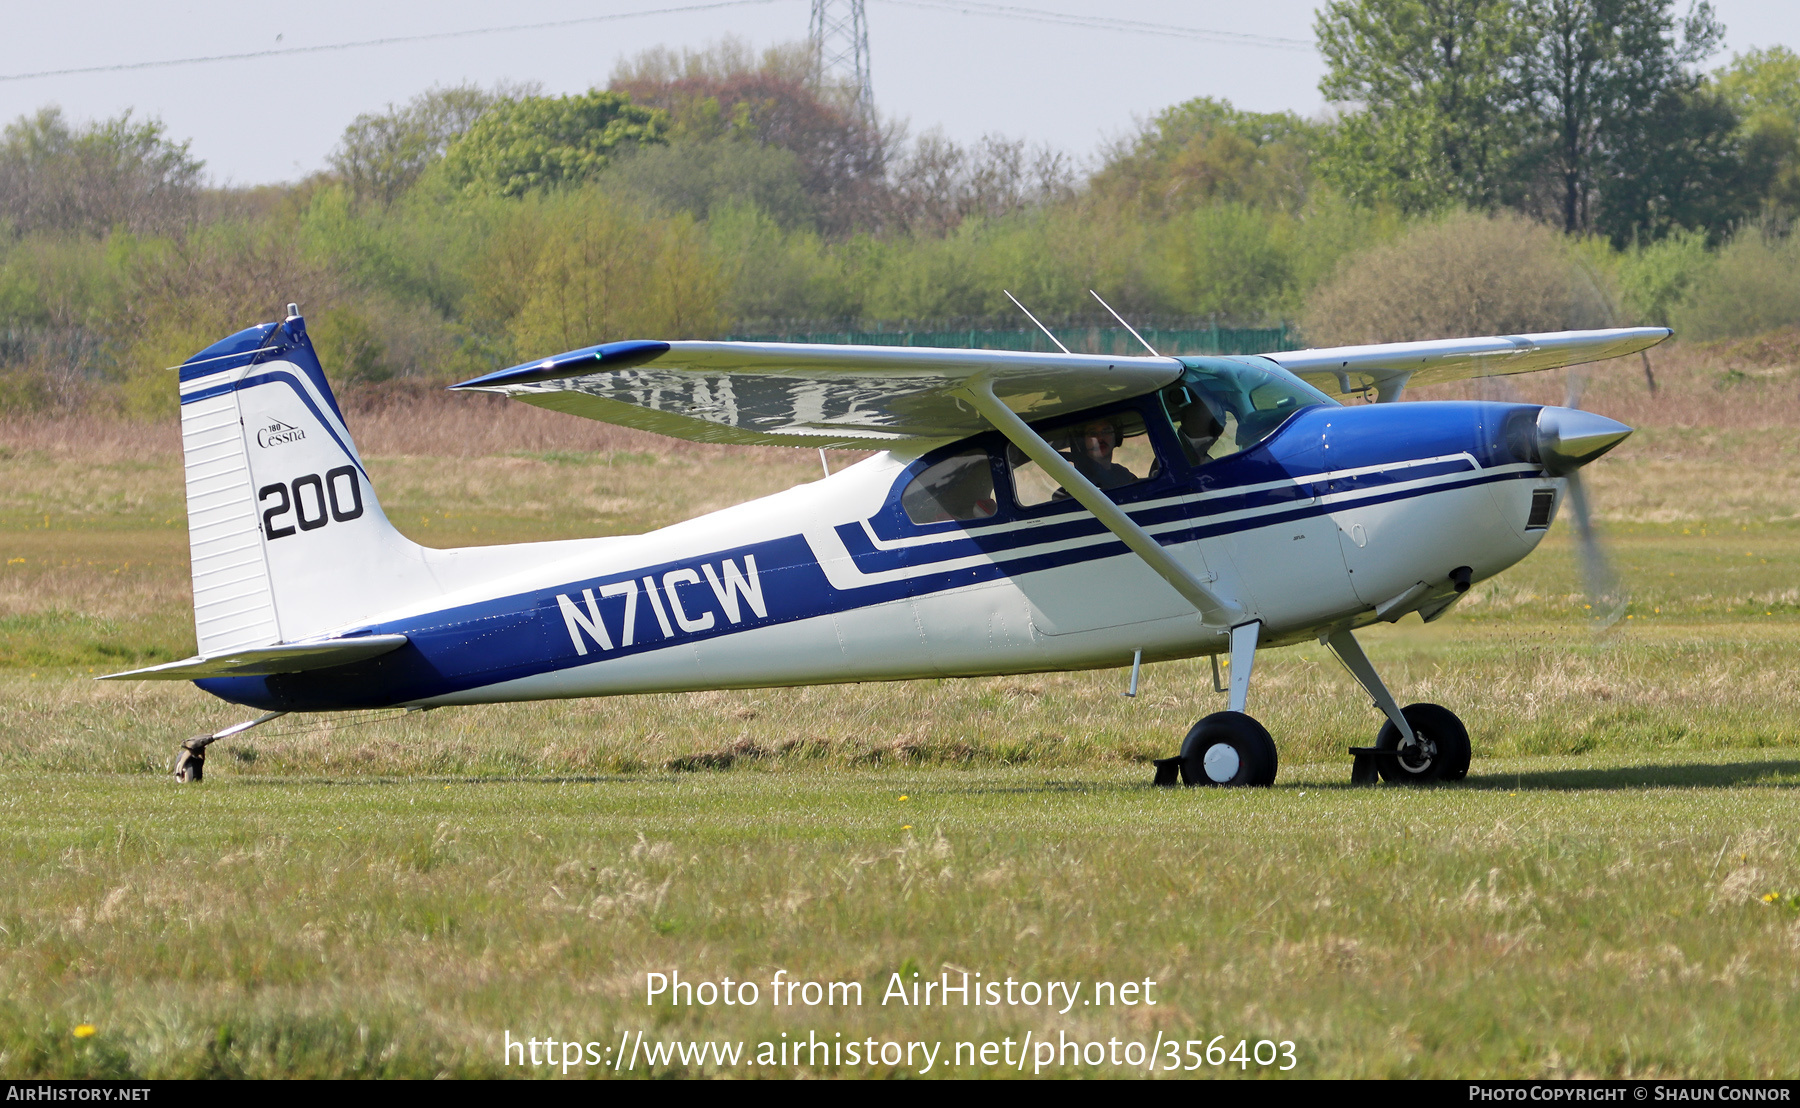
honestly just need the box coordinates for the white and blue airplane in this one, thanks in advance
[103,303,1664,787]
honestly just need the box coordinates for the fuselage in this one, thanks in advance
[197,398,1560,712]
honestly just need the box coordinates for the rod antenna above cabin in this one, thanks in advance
[1089,290,1159,356]
[1004,290,1071,354]
[810,0,875,123]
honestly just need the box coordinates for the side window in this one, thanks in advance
[901,448,998,525]
[1009,409,1159,508]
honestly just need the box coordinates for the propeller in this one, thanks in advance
[1540,372,1632,629]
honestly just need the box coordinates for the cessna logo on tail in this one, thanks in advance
[256,419,306,448]
[557,556,767,656]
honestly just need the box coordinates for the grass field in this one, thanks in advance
[3,343,1800,1077]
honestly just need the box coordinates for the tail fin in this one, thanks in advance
[179,306,434,652]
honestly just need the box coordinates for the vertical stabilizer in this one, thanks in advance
[178,307,437,654]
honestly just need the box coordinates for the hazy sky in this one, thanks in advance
[2,1,1795,185]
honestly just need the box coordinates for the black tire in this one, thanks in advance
[1179,711,1278,787]
[1374,703,1471,784]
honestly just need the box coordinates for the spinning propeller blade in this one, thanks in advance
[1563,469,1627,629]
[1548,369,1630,629]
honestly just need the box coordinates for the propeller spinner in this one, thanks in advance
[1536,407,1633,475]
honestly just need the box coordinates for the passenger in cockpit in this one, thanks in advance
[1176,404,1225,462]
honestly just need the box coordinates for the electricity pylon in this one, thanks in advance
[809,0,874,122]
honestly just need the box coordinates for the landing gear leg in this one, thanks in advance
[1154,621,1278,788]
[173,711,286,783]
[1324,628,1469,784]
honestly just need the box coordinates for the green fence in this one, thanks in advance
[723,323,1298,357]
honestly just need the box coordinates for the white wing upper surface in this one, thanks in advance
[1265,327,1672,401]
[452,328,1673,446]
[452,341,1184,449]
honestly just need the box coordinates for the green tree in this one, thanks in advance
[460,190,726,358]
[609,38,889,236]
[0,107,203,237]
[1517,0,1728,240]
[887,131,1075,236]
[1595,84,1757,243]
[1314,0,1529,211]
[602,138,813,227]
[438,91,667,200]
[705,202,850,321]
[1712,46,1800,216]
[331,82,536,206]
[1091,98,1319,216]
[1152,203,1296,321]
[1713,46,1800,129]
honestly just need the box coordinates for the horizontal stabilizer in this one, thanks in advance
[98,634,408,681]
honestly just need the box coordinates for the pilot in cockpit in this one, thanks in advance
[1066,416,1139,490]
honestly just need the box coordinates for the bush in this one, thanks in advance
[0,365,58,414]
[112,223,346,417]
[1152,202,1295,322]
[1615,227,1713,326]
[1671,226,1800,340]
[463,189,728,359]
[706,202,845,321]
[1301,210,1610,345]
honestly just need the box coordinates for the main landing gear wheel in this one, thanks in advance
[172,737,210,783]
[1179,711,1278,787]
[1374,703,1470,784]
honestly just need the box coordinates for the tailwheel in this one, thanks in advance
[1374,703,1470,784]
[172,737,210,783]
[1179,711,1278,787]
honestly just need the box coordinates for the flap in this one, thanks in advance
[451,341,1185,448]
[98,634,409,681]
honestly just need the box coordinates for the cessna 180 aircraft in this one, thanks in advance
[103,302,1665,787]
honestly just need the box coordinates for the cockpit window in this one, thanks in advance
[901,448,998,524]
[1160,358,1335,465]
[1009,408,1156,508]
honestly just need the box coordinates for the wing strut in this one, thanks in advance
[954,379,1243,628]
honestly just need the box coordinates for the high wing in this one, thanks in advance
[99,634,409,681]
[1265,327,1672,402]
[449,327,1674,446]
[450,340,1183,448]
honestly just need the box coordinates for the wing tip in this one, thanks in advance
[451,340,670,391]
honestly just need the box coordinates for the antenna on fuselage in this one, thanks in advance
[1003,290,1071,354]
[1089,289,1160,356]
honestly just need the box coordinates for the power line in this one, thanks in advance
[0,0,789,83]
[0,0,1314,86]
[872,0,1314,52]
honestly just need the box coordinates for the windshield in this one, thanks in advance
[1161,357,1336,465]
